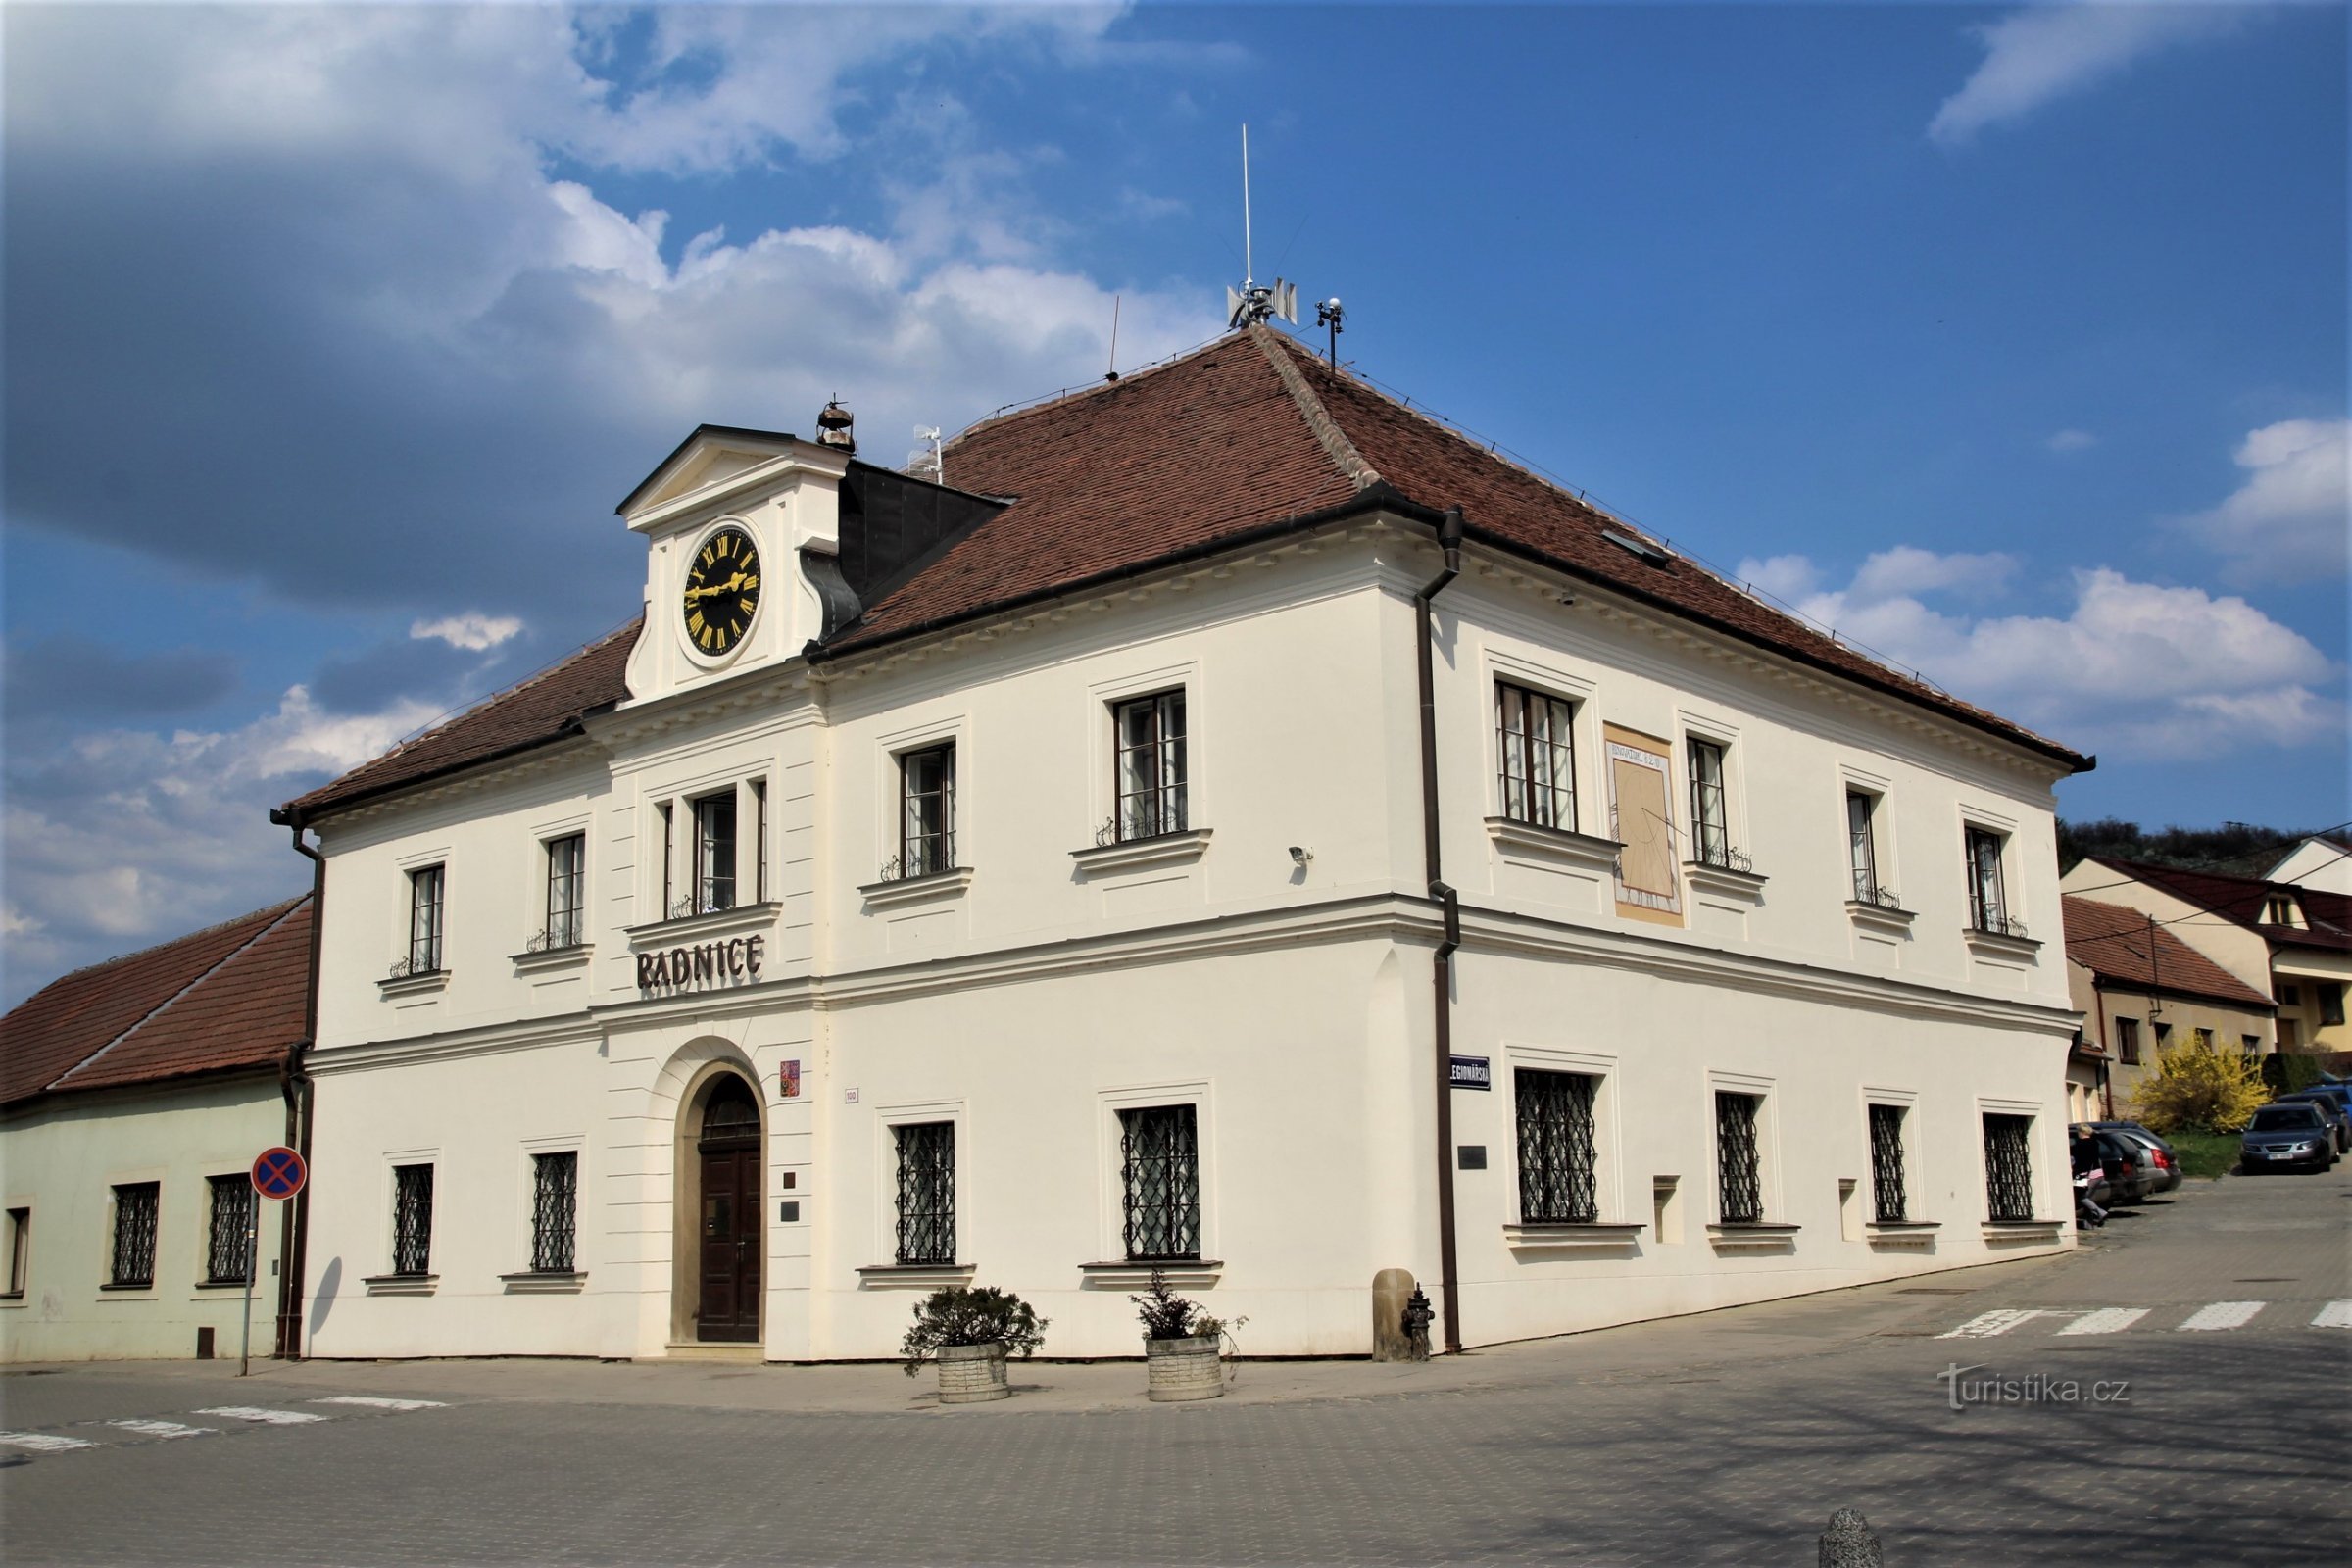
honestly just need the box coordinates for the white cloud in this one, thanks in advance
[1734,553,1823,605]
[1930,4,2244,146]
[2046,428,2097,453]
[1743,551,2339,760]
[2176,417,2351,585]
[411,614,524,653]
[1847,546,2018,605]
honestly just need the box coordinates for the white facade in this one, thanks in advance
[0,1078,288,1362]
[297,410,2082,1363]
[2267,837,2352,895]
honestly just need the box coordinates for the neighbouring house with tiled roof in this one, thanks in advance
[274,324,2093,1364]
[2060,857,2351,1058]
[2265,831,2352,897]
[0,898,312,1362]
[2059,895,2278,1120]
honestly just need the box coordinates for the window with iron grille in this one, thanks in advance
[893,1122,956,1266]
[1867,1104,1908,1223]
[1515,1070,1599,1223]
[1714,1093,1763,1224]
[1495,682,1577,831]
[2115,1016,2141,1066]
[1845,791,1882,903]
[1982,1114,2034,1222]
[1687,739,1730,867]
[1113,691,1187,842]
[1118,1104,1200,1260]
[899,746,956,878]
[530,1152,577,1273]
[693,792,737,913]
[391,1163,434,1276]
[110,1182,159,1287]
[1965,827,2010,934]
[206,1174,255,1285]
[5,1207,26,1296]
[408,864,445,973]
[544,834,585,948]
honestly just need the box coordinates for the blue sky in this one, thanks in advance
[3,2,2345,1004]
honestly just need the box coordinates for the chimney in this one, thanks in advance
[816,397,856,456]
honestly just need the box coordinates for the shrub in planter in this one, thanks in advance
[901,1286,1047,1404]
[1132,1269,1246,1403]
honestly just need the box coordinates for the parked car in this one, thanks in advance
[2073,1129,2151,1203]
[2276,1087,2352,1154]
[2237,1102,2337,1174]
[2072,1121,2182,1193]
[2069,1137,2114,1210]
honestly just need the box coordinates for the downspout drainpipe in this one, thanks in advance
[1415,506,1466,1353]
[271,810,323,1360]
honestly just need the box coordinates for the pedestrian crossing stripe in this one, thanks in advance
[2055,1307,2148,1336]
[312,1396,446,1411]
[192,1406,326,1424]
[2178,1300,2265,1332]
[2314,1299,2352,1330]
[1938,1308,2048,1339]
[1943,1299,2350,1337]
[106,1419,215,1439]
[0,1431,95,1451]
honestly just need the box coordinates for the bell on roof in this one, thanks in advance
[816,397,856,455]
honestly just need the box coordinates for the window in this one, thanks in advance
[1113,691,1187,842]
[1867,1104,1907,1222]
[2322,983,2346,1028]
[2192,1027,2214,1051]
[407,864,445,974]
[206,1174,255,1285]
[1845,791,1887,904]
[751,778,768,903]
[391,1164,434,1277]
[1964,826,2014,936]
[893,1122,956,1265]
[1714,1092,1763,1224]
[544,834,585,949]
[109,1182,159,1287]
[2278,982,2303,1007]
[659,802,675,915]
[1117,1105,1200,1260]
[530,1152,576,1274]
[692,793,737,913]
[6,1208,28,1296]
[2262,894,2300,927]
[2153,1020,2173,1047]
[898,746,956,879]
[1515,1070,1598,1224]
[2241,1034,2261,1055]
[1686,739,1732,868]
[2115,1016,2141,1066]
[1982,1114,2034,1222]
[1496,682,1577,831]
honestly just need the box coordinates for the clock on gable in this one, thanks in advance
[680,524,761,657]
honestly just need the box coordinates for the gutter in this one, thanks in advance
[1415,506,1466,1354]
[269,808,323,1360]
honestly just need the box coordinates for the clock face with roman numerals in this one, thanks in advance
[680,525,761,656]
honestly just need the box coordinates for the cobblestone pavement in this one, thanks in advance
[5,1172,2346,1566]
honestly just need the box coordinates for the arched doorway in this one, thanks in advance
[694,1073,762,1343]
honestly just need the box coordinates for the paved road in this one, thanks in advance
[5,1170,2346,1565]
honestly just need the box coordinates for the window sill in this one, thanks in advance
[1844,900,1917,937]
[1485,817,1623,875]
[1502,1221,1644,1253]
[625,902,781,946]
[1706,1222,1799,1253]
[1076,1259,1222,1290]
[1683,859,1768,903]
[856,1262,976,1290]
[1070,829,1212,876]
[378,969,450,999]
[362,1273,438,1296]
[511,943,593,974]
[99,1281,158,1293]
[857,867,975,908]
[1963,927,2043,959]
[1865,1220,1939,1250]
[499,1270,586,1294]
[1981,1219,2066,1245]
[193,1278,255,1291]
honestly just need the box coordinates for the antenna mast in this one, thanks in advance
[1226,123,1297,330]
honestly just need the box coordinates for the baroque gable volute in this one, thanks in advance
[615,424,849,708]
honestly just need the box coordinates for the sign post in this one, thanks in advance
[245,1147,307,1376]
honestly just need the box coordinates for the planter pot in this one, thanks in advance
[1145,1334,1224,1402]
[934,1341,1010,1404]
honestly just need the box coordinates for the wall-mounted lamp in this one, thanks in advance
[1288,845,1313,868]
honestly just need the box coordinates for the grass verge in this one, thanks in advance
[2168,1130,2241,1180]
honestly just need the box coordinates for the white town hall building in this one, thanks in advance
[275,325,2091,1362]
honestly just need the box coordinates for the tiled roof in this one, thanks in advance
[281,325,2088,820]
[2062,895,2277,1009]
[2084,857,2352,954]
[1,898,309,1108]
[281,619,639,819]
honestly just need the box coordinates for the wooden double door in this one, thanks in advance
[697,1075,762,1343]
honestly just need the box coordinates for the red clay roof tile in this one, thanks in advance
[2062,895,2277,1009]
